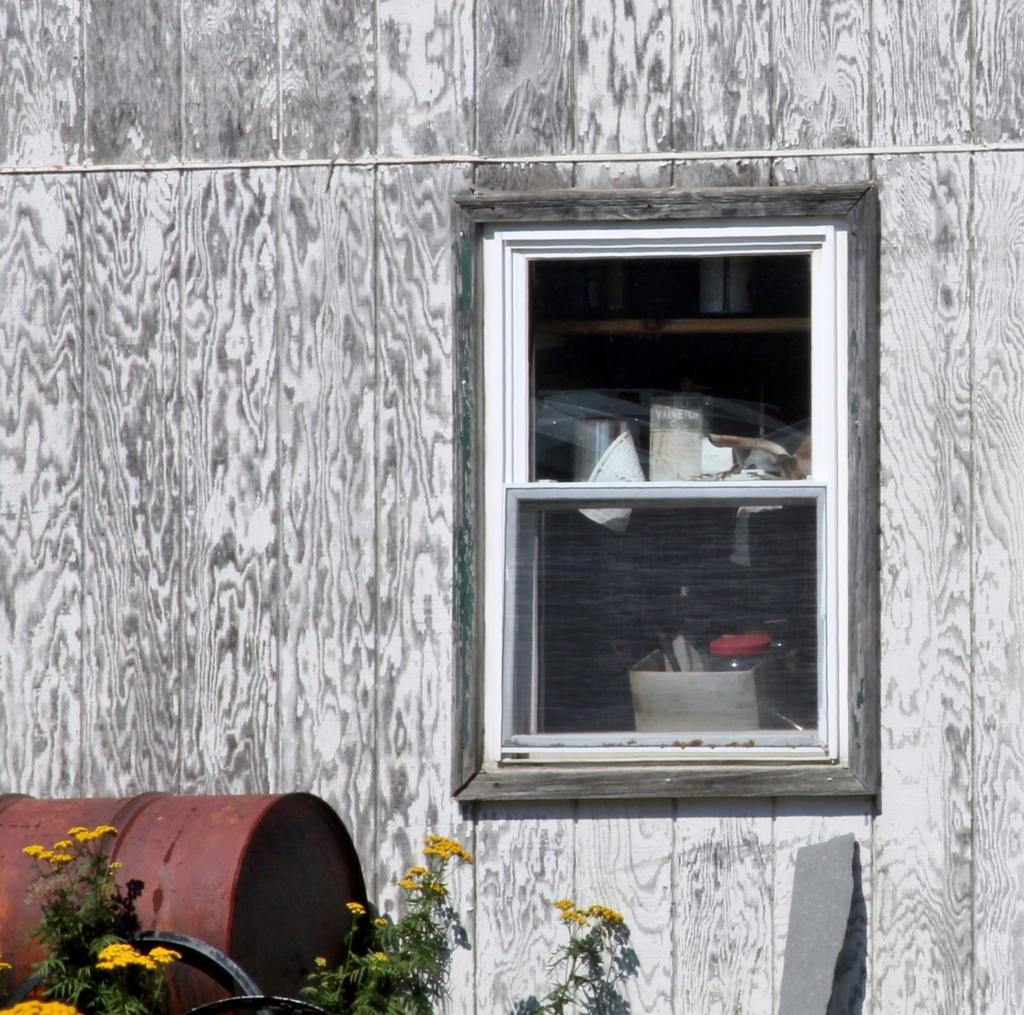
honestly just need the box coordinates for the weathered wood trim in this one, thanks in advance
[456,762,876,801]
[453,184,881,800]
[456,185,874,224]
[845,184,882,794]
[452,200,485,794]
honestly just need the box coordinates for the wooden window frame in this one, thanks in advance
[452,186,879,801]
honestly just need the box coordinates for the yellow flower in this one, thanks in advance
[422,835,473,863]
[584,904,624,924]
[47,852,75,866]
[96,942,158,971]
[6,1002,84,1015]
[96,942,137,968]
[109,861,123,870]
[0,955,11,972]
[314,957,328,968]
[371,952,389,964]
[22,844,46,858]
[429,882,447,896]
[397,878,418,891]
[407,866,428,877]
[147,947,181,966]
[52,839,73,850]
[345,901,366,916]
[555,900,589,925]
[373,917,388,927]
[72,825,118,843]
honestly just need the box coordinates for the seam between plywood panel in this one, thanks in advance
[13,140,1024,178]
[76,171,86,795]
[968,147,977,1015]
[371,163,382,905]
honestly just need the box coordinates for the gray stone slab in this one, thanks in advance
[778,833,857,1015]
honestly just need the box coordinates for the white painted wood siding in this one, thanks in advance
[0,2,1019,1012]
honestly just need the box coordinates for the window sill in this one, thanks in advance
[455,760,877,801]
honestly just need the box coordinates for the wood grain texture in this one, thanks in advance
[182,0,278,160]
[872,0,970,145]
[471,806,575,1014]
[974,3,1024,142]
[673,157,772,188]
[457,763,877,801]
[672,804,773,1014]
[456,184,875,224]
[971,150,1024,1013]
[81,172,182,794]
[373,164,471,896]
[674,0,771,152]
[0,0,82,164]
[280,0,375,159]
[179,169,278,793]
[473,160,575,192]
[575,802,675,1015]
[276,166,378,867]
[575,159,672,189]
[0,175,83,795]
[477,0,573,157]
[378,0,473,156]
[573,0,670,188]
[770,155,872,186]
[771,0,870,149]
[844,182,882,794]
[85,0,181,162]
[451,201,481,796]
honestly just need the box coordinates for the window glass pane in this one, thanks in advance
[530,256,812,483]
[506,497,819,738]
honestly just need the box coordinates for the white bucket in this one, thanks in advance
[629,650,758,732]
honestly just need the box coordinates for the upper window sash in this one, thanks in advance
[483,221,845,486]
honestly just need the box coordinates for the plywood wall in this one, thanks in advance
[2,0,1023,1011]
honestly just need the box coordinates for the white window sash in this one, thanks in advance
[481,221,847,766]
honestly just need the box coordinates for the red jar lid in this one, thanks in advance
[710,633,771,656]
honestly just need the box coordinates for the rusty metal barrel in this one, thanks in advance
[0,793,368,1007]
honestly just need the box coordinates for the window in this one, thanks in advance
[453,188,879,799]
